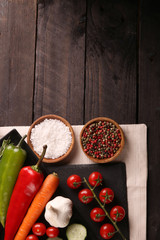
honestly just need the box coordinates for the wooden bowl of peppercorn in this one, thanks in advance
[80,117,125,163]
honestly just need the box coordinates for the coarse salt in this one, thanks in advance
[30,119,72,159]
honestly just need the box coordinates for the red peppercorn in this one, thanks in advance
[81,120,122,160]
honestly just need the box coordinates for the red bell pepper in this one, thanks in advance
[4,145,47,240]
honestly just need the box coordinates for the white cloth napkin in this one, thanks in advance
[0,124,147,240]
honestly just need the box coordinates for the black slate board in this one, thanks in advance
[0,129,129,240]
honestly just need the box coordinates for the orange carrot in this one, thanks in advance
[14,172,59,240]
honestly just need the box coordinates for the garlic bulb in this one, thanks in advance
[44,196,73,228]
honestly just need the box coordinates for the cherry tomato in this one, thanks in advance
[100,223,115,239]
[46,226,60,238]
[88,172,103,187]
[78,188,93,204]
[90,207,105,222]
[26,235,39,240]
[32,222,46,236]
[110,205,125,222]
[99,188,114,204]
[67,174,82,189]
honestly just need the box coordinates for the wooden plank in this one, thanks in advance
[138,1,160,239]
[85,0,138,124]
[34,0,86,124]
[0,0,37,126]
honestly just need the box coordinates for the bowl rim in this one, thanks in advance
[80,117,125,163]
[27,114,75,163]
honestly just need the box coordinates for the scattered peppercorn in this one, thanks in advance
[81,121,122,159]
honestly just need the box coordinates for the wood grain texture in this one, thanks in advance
[85,0,138,124]
[139,1,160,239]
[34,0,86,124]
[0,0,37,126]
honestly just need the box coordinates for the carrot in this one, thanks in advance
[14,172,59,240]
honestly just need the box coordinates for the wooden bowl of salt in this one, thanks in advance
[27,114,75,163]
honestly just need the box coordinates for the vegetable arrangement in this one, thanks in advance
[0,135,27,227]
[14,171,59,240]
[0,129,127,240]
[0,136,60,240]
[4,145,47,240]
[67,171,126,240]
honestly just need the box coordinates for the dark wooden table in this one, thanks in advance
[0,0,159,239]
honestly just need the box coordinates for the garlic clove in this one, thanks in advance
[44,196,73,228]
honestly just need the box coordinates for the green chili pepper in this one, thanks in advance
[0,138,11,160]
[0,135,27,227]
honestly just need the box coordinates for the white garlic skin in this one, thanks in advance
[44,196,73,228]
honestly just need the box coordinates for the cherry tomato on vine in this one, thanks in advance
[46,226,60,238]
[100,223,115,239]
[90,207,105,222]
[78,188,93,204]
[26,235,39,240]
[99,188,114,204]
[67,174,82,189]
[88,171,103,187]
[110,205,125,222]
[32,222,46,236]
